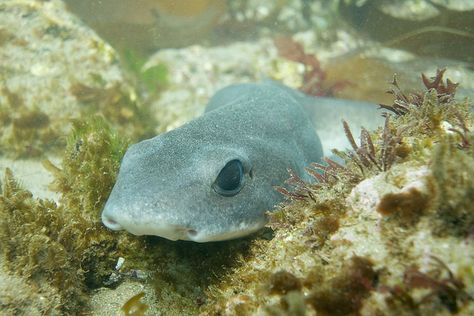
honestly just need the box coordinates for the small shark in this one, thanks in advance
[101,82,382,242]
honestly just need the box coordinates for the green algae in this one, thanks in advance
[0,117,142,314]
[0,168,88,314]
[44,117,128,219]
[122,49,169,93]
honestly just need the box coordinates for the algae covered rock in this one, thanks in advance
[199,70,474,315]
[0,0,154,157]
[0,117,141,314]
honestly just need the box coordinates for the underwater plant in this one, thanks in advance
[70,81,157,143]
[122,49,169,94]
[381,256,472,314]
[431,133,474,237]
[44,117,128,219]
[306,256,378,316]
[0,168,88,314]
[0,0,158,158]
[274,36,346,96]
[0,117,142,314]
[1,61,473,315]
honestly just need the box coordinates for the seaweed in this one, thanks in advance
[431,134,474,237]
[272,115,407,249]
[448,111,472,150]
[380,69,457,116]
[274,167,317,202]
[44,117,128,219]
[274,36,347,96]
[306,256,378,316]
[122,292,149,316]
[0,168,88,314]
[376,187,430,224]
[302,215,340,249]
[379,69,472,146]
[70,82,156,142]
[337,115,404,175]
[275,156,358,203]
[122,49,169,93]
[268,270,302,295]
[202,68,473,315]
[381,256,472,314]
[0,117,140,314]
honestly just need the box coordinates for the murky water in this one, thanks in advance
[1,1,473,315]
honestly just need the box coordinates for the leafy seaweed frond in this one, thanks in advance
[421,68,458,99]
[379,74,423,115]
[306,157,346,185]
[448,110,472,150]
[340,116,404,176]
[380,68,459,117]
[274,168,316,202]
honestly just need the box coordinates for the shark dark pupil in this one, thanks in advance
[213,159,243,196]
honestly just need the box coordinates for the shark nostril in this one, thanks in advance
[102,214,123,231]
[187,229,198,238]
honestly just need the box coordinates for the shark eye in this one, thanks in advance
[213,159,244,197]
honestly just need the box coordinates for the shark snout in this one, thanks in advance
[101,212,124,231]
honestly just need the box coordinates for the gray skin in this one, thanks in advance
[101,82,383,242]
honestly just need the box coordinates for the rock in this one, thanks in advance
[0,0,151,157]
